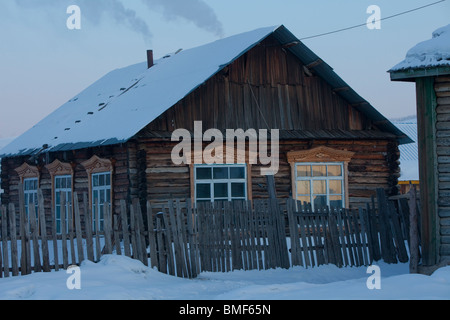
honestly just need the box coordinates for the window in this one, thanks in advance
[55,175,72,234]
[194,164,247,203]
[295,163,345,210]
[287,146,355,211]
[92,172,111,231]
[23,178,39,222]
[81,156,114,233]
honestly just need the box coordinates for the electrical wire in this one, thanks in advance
[299,0,447,41]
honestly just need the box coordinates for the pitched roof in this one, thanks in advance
[390,24,450,80]
[0,25,411,158]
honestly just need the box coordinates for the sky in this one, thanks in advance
[0,0,449,139]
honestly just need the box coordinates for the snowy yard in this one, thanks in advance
[0,254,448,300]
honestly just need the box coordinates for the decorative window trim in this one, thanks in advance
[46,159,74,177]
[287,146,354,209]
[287,146,355,163]
[15,163,40,182]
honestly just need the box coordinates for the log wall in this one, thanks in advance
[435,76,450,260]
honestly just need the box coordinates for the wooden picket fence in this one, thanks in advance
[0,188,414,279]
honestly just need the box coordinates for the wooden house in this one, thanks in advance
[390,23,450,268]
[1,25,411,234]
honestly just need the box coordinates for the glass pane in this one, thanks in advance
[230,167,245,179]
[231,183,245,198]
[55,178,61,189]
[296,165,311,177]
[213,167,228,179]
[105,174,110,186]
[313,195,327,209]
[330,195,343,208]
[100,190,105,203]
[296,181,310,195]
[196,184,211,199]
[329,180,342,194]
[313,180,326,194]
[93,175,99,187]
[312,165,326,177]
[196,167,212,180]
[99,174,105,186]
[328,165,342,177]
[214,183,228,198]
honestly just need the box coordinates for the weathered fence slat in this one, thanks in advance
[1,205,9,277]
[38,190,50,272]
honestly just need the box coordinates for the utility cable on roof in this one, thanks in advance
[299,0,446,41]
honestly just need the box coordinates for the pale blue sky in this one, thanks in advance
[0,0,449,139]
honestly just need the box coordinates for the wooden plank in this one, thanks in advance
[2,205,9,277]
[185,199,198,277]
[168,200,184,277]
[328,208,343,267]
[351,209,365,267]
[161,208,176,276]
[297,205,311,268]
[388,201,409,263]
[119,200,131,258]
[60,193,69,269]
[175,199,190,277]
[134,200,148,266]
[94,198,101,262]
[146,201,158,270]
[408,186,420,273]
[155,215,167,274]
[28,201,41,272]
[8,203,19,276]
[113,212,122,256]
[287,199,300,266]
[73,193,85,264]
[129,201,141,262]
[358,207,369,266]
[83,193,95,262]
[38,189,50,272]
[67,198,76,265]
[50,205,59,272]
[337,209,351,267]
[103,202,112,255]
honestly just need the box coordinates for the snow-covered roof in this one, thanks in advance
[390,24,450,72]
[0,25,411,158]
[392,116,419,181]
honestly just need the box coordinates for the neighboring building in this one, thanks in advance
[392,116,419,194]
[1,25,411,235]
[0,137,15,203]
[390,23,450,267]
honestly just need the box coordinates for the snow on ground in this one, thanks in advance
[0,254,448,300]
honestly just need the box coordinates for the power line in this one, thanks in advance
[299,0,446,41]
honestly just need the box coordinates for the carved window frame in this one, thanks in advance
[45,160,74,234]
[15,163,40,225]
[287,146,355,209]
[81,155,114,229]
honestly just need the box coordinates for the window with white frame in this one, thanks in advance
[194,164,247,203]
[23,177,39,221]
[294,163,345,210]
[92,172,111,231]
[54,175,72,234]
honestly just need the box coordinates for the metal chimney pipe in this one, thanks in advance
[147,50,154,69]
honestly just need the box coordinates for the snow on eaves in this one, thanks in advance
[390,24,450,72]
[0,26,279,157]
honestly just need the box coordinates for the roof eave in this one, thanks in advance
[389,65,450,82]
